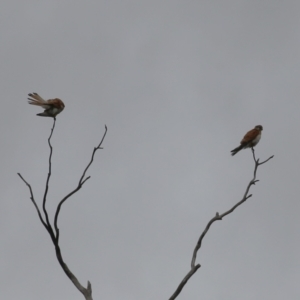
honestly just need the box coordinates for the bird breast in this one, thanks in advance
[251,132,261,146]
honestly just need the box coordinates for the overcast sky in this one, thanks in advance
[1,1,300,299]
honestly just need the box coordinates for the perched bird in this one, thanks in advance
[231,125,263,156]
[27,93,65,118]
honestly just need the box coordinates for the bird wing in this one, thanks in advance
[240,128,259,145]
[47,99,65,109]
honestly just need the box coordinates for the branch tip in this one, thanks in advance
[259,155,274,165]
[87,281,92,293]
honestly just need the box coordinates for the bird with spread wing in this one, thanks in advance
[27,93,65,118]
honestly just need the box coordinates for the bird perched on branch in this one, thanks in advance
[27,93,65,118]
[231,125,263,156]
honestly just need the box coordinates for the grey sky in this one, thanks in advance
[1,1,299,299]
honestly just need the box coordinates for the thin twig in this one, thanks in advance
[54,125,107,241]
[79,125,108,184]
[17,173,48,230]
[169,150,274,300]
[41,118,57,242]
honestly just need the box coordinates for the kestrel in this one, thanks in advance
[28,93,65,118]
[231,125,263,156]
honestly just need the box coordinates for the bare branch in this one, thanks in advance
[170,150,274,299]
[17,173,48,230]
[42,118,56,227]
[79,124,108,184]
[259,155,274,165]
[18,121,107,300]
[169,265,200,300]
[18,119,57,239]
[54,125,108,241]
[50,125,107,300]
[54,180,89,242]
[38,118,58,243]
[55,243,93,300]
[18,119,58,242]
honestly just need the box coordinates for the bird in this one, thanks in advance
[27,93,65,118]
[231,125,263,156]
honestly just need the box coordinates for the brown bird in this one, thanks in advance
[231,125,263,156]
[28,93,65,118]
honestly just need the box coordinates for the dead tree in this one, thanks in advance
[18,119,107,300]
[169,149,274,300]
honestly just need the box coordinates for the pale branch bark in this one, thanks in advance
[55,243,93,300]
[18,119,107,300]
[169,148,274,300]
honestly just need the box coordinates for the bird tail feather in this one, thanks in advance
[36,112,52,117]
[231,144,244,156]
[28,93,46,106]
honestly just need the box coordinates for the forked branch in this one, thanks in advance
[169,149,274,300]
[18,119,107,300]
